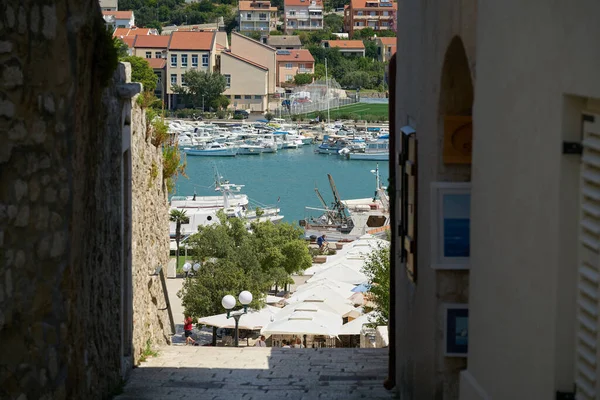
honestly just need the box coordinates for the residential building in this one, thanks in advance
[165,31,217,109]
[238,1,277,33]
[221,51,269,112]
[132,35,170,60]
[230,32,277,98]
[284,0,323,34]
[390,0,600,399]
[99,0,118,11]
[113,27,158,37]
[265,35,302,50]
[275,49,314,84]
[102,10,135,29]
[147,58,167,104]
[374,36,395,62]
[343,0,397,37]
[321,40,365,57]
[160,22,221,36]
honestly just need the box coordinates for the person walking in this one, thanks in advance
[184,315,196,345]
[255,335,267,347]
[293,337,304,348]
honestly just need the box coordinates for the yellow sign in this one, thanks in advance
[443,116,472,164]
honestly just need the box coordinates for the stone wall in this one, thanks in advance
[0,1,126,398]
[130,81,173,362]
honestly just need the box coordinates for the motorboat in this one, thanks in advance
[237,141,264,155]
[184,142,237,157]
[340,140,389,161]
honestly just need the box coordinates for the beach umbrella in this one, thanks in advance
[197,305,279,330]
[261,311,341,337]
[285,288,354,306]
[295,278,356,297]
[265,295,284,305]
[351,283,371,293]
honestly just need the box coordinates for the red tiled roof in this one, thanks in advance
[102,10,134,19]
[134,35,170,49]
[119,36,136,48]
[113,27,155,37]
[238,1,278,11]
[377,37,396,45]
[322,40,365,49]
[168,31,215,51]
[284,0,323,7]
[222,51,268,71]
[349,0,397,9]
[147,58,166,69]
[276,49,314,63]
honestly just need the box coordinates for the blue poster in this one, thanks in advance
[446,308,469,355]
[442,194,470,258]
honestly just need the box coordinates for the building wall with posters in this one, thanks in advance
[392,0,476,399]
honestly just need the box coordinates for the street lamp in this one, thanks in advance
[221,290,253,347]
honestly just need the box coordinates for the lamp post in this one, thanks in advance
[221,290,253,347]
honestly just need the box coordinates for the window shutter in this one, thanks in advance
[576,113,600,400]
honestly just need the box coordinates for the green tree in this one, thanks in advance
[364,39,378,59]
[169,209,190,269]
[113,37,130,59]
[352,27,375,39]
[210,94,230,110]
[313,63,326,79]
[121,56,158,93]
[323,13,344,33]
[172,70,227,110]
[294,73,313,85]
[361,244,390,325]
[178,212,312,321]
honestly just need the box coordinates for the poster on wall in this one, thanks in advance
[430,182,471,269]
[444,304,469,357]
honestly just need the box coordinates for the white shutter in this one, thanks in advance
[576,114,600,400]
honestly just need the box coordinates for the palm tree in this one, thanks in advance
[170,209,189,270]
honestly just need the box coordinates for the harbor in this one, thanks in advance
[171,127,390,226]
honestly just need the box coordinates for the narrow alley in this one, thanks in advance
[115,347,392,399]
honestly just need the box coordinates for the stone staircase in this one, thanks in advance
[115,346,393,400]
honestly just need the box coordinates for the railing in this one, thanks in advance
[240,17,270,21]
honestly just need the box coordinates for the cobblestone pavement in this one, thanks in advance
[115,347,394,400]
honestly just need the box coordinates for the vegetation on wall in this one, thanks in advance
[361,244,390,325]
[121,56,159,93]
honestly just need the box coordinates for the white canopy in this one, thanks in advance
[197,305,279,330]
[265,295,285,304]
[339,312,378,335]
[261,310,341,337]
[285,289,354,306]
[294,281,355,300]
[296,277,356,294]
[307,264,368,285]
[276,298,355,318]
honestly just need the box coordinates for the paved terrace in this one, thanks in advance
[115,347,393,400]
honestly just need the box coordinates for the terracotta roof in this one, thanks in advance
[120,36,136,48]
[377,37,396,45]
[222,51,268,71]
[168,31,215,51]
[134,35,170,49]
[284,0,323,7]
[322,40,365,49]
[113,27,155,37]
[266,35,302,47]
[238,1,278,11]
[102,10,134,19]
[147,58,166,69]
[349,0,397,9]
[276,49,314,63]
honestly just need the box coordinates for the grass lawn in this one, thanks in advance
[170,255,196,275]
[301,103,388,121]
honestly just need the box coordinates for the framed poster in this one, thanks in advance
[444,303,469,357]
[430,182,471,269]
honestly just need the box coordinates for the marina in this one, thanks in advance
[170,122,390,227]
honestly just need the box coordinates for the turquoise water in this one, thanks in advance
[172,145,390,224]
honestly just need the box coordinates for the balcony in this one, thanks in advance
[298,68,313,74]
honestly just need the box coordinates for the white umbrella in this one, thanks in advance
[307,264,368,285]
[275,300,353,319]
[261,311,341,336]
[296,277,356,295]
[285,289,354,306]
[339,312,378,335]
[265,295,284,304]
[197,305,279,330]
